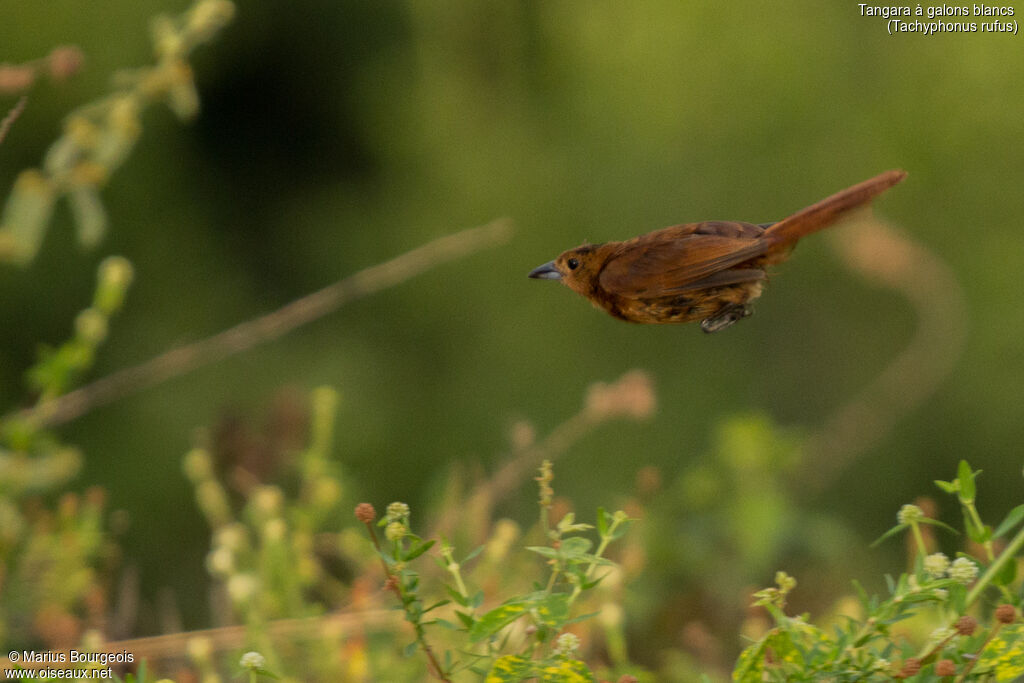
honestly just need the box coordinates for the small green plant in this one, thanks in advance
[356,460,637,682]
[165,372,650,681]
[734,459,1024,681]
[0,256,133,650]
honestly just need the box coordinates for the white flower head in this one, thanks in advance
[239,651,266,670]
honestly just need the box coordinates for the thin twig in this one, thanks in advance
[432,370,655,540]
[432,411,597,542]
[15,218,514,428]
[477,412,596,514]
[0,96,27,146]
[953,621,1002,682]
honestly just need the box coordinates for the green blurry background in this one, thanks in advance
[2,0,1023,669]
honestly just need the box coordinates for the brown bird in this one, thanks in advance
[528,169,906,332]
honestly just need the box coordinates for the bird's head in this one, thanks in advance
[528,243,607,296]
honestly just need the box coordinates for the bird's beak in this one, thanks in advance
[528,260,562,280]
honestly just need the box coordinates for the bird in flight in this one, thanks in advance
[528,170,906,332]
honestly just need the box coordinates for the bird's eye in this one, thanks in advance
[567,258,579,270]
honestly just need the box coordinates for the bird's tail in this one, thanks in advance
[763,169,907,247]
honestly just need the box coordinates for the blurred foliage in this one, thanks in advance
[734,460,1024,681]
[632,415,863,669]
[2,0,1024,681]
[352,466,636,682]
[0,0,234,264]
[0,256,132,651]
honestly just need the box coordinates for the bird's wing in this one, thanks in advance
[667,267,767,291]
[598,221,769,297]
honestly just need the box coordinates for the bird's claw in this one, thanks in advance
[700,304,752,333]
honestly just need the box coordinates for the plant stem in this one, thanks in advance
[360,520,451,681]
[0,96,27,146]
[544,566,561,594]
[964,501,996,561]
[361,519,390,579]
[965,523,1024,608]
[910,521,928,558]
[954,622,1003,682]
[441,545,469,601]
[403,600,450,683]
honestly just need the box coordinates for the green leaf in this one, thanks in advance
[606,518,633,540]
[403,641,419,657]
[423,598,451,613]
[934,478,958,494]
[958,460,977,502]
[559,536,593,557]
[581,572,609,590]
[406,539,436,561]
[519,589,555,602]
[994,504,1024,539]
[964,512,992,544]
[994,556,1018,586]
[871,523,908,547]
[455,610,475,628]
[919,517,959,536]
[563,610,601,625]
[898,592,945,604]
[557,512,594,534]
[445,585,469,606]
[463,545,485,563]
[732,633,776,681]
[526,546,560,559]
[533,592,571,628]
[596,507,609,536]
[570,554,613,567]
[949,583,968,614]
[851,579,869,609]
[470,601,529,642]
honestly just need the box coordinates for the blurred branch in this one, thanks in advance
[433,370,654,540]
[14,218,514,429]
[0,609,399,671]
[0,46,84,96]
[802,220,968,493]
[0,96,27,146]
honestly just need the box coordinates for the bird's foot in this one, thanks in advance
[700,304,752,333]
